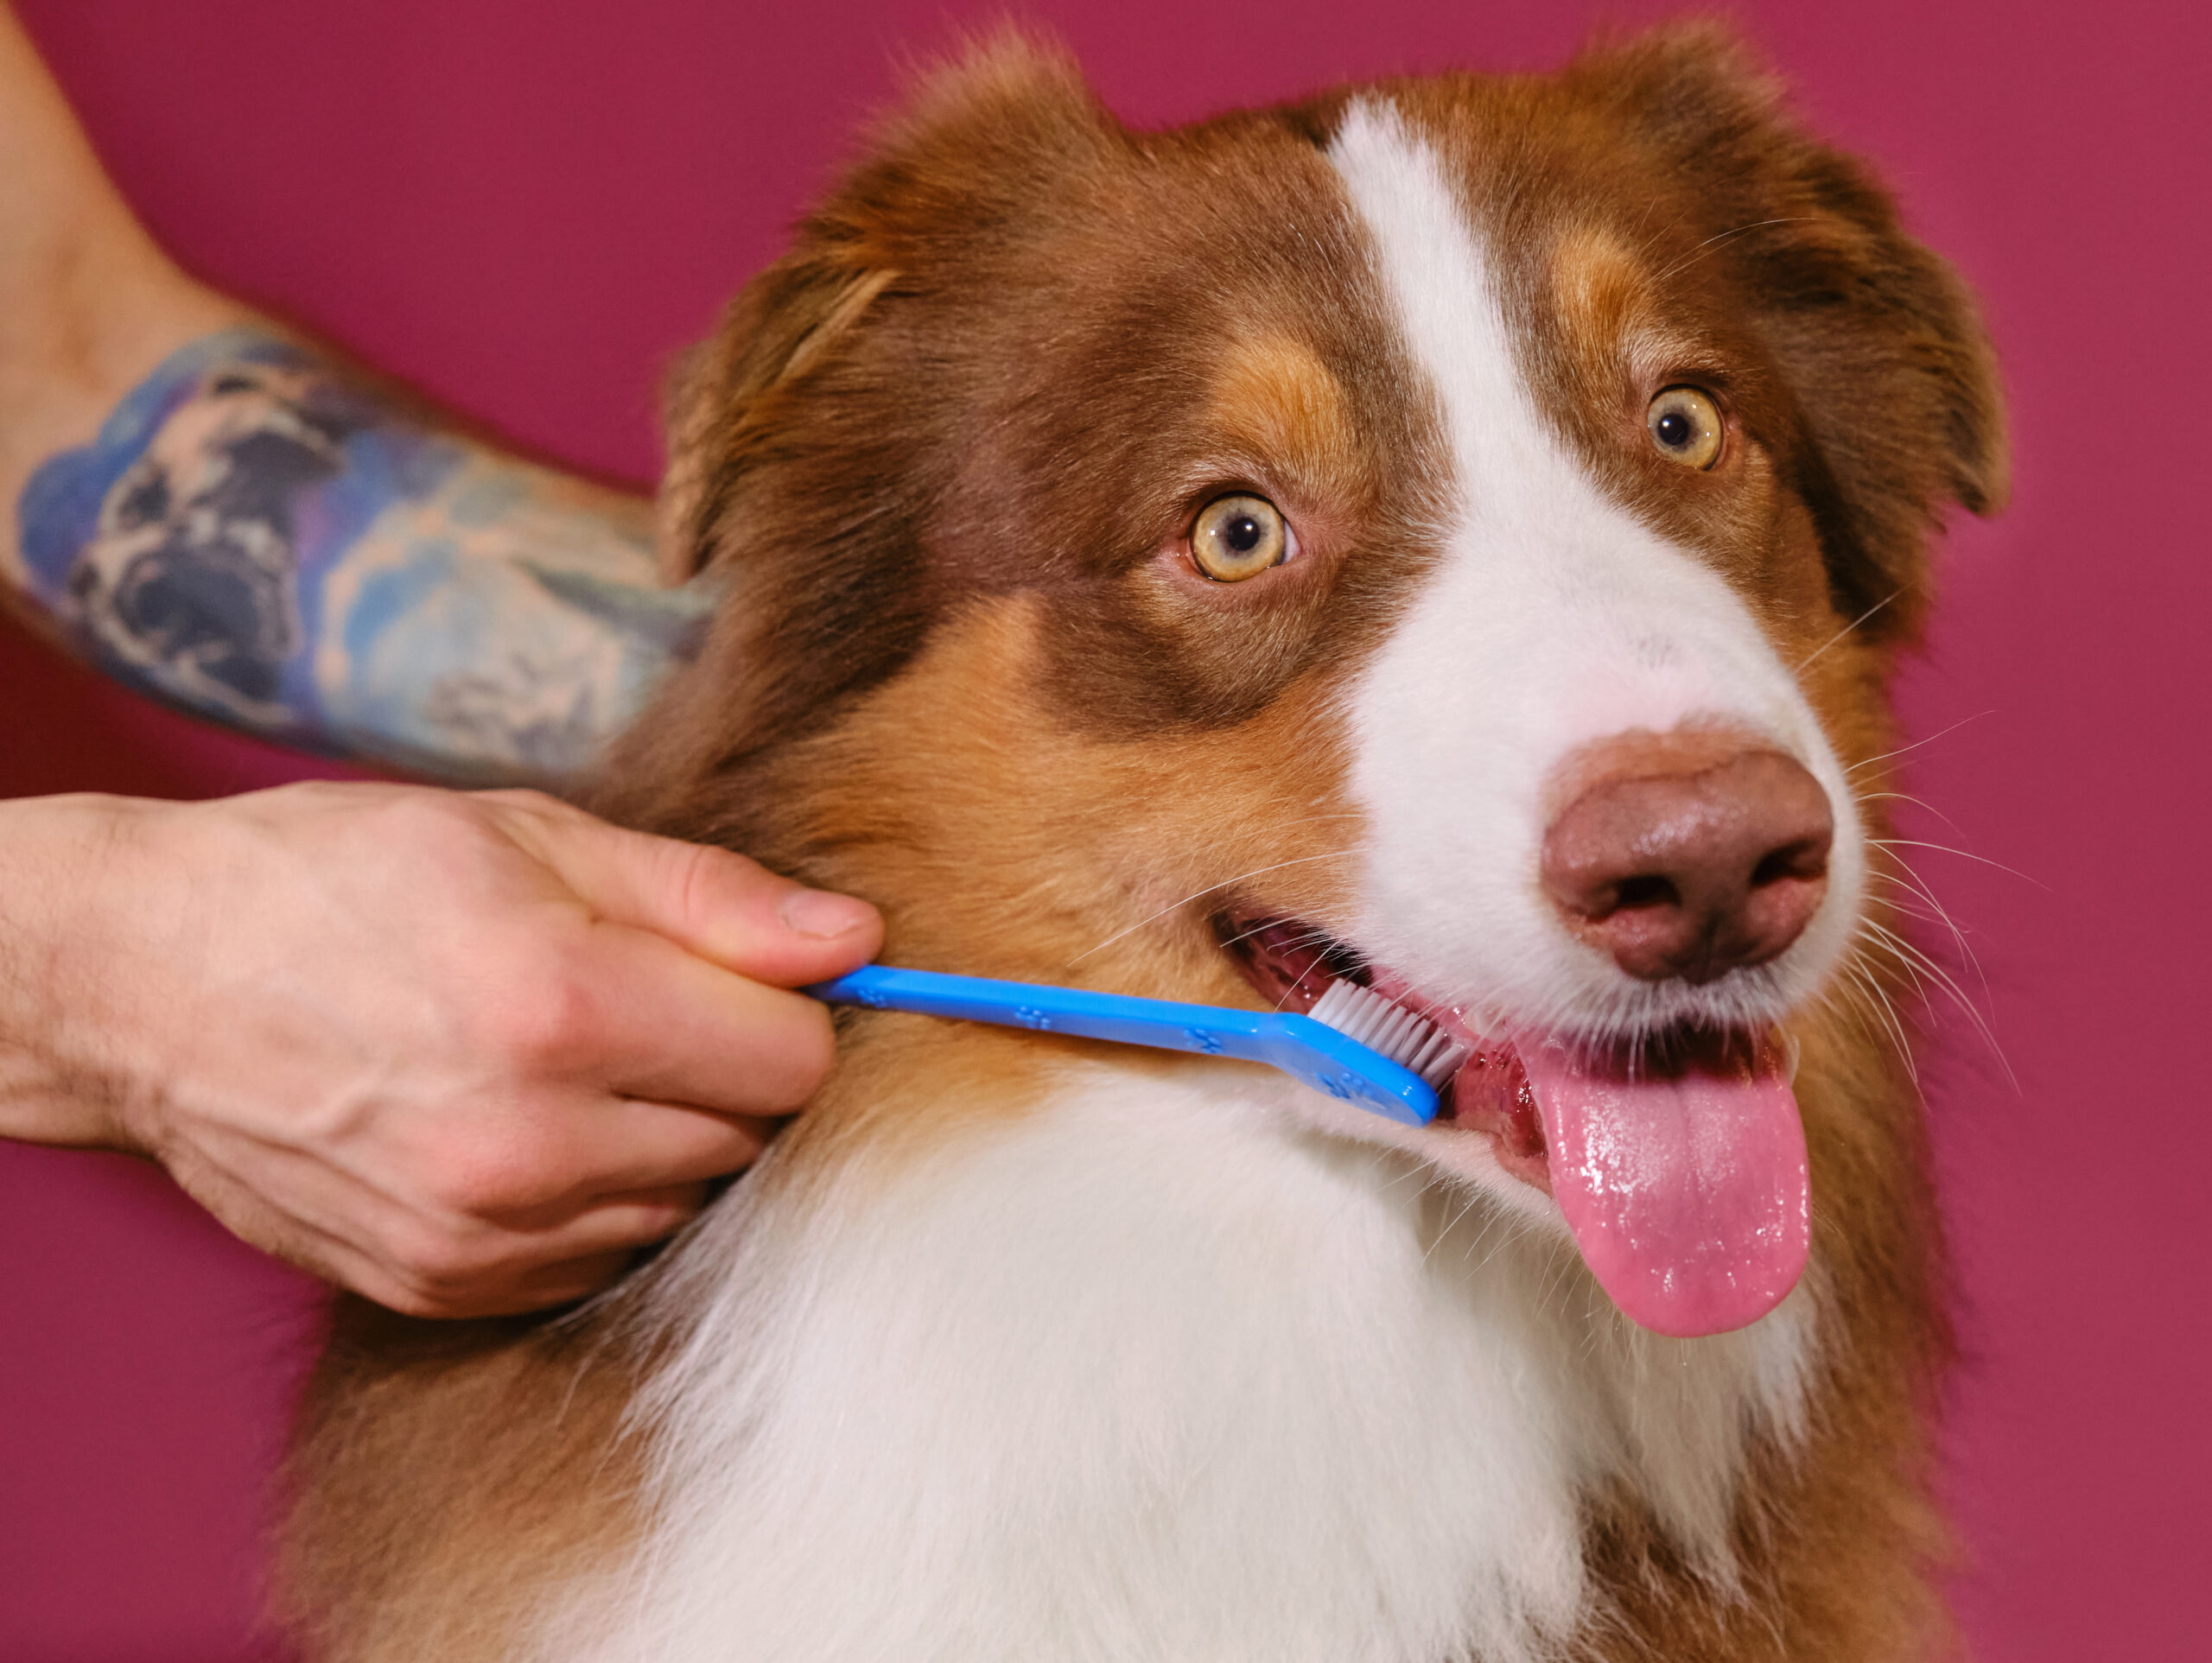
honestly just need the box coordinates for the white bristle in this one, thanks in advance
[1306,979,1468,1089]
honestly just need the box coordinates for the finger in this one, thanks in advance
[170,1156,479,1318]
[570,923,841,1115]
[176,1116,719,1317]
[551,1100,779,1198]
[488,793,882,986]
[160,1139,383,1294]
[223,1055,767,1226]
[346,1244,636,1321]
[476,1180,714,1249]
[389,1187,713,1317]
[351,1183,713,1318]
[289,1083,761,1225]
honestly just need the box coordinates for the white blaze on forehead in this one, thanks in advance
[1325,103,1862,1038]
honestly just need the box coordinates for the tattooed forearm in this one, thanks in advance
[10,327,715,784]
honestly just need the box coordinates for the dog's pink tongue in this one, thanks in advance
[1521,1042,1808,1337]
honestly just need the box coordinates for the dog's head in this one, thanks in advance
[623,24,2002,1336]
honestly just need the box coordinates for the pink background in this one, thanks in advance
[3,0,2204,1656]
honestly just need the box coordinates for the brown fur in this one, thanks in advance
[281,24,1998,1660]
[277,1306,649,1661]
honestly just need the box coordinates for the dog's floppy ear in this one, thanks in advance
[654,33,1107,584]
[1579,24,2007,633]
[653,261,894,583]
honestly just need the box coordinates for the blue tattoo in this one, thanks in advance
[17,327,714,781]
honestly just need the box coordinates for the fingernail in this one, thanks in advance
[779,885,876,940]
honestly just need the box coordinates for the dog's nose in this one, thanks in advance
[1541,739,1834,985]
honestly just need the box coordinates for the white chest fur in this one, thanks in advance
[550,1063,1815,1663]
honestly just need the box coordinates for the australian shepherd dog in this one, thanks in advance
[279,23,2004,1662]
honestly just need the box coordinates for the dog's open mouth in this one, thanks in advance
[1217,912,1809,1337]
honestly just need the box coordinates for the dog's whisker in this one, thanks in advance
[1857,917,2018,1089]
[1863,882,1946,925]
[1650,216,1817,284]
[1864,893,1984,987]
[1063,849,1360,967]
[1867,836,2049,892]
[1423,1189,1482,1267]
[1246,810,1368,835]
[1846,709,1997,776]
[1472,1209,1532,1277]
[1858,916,1974,1014]
[1862,857,1986,987]
[1217,917,1340,954]
[1853,788,1967,835]
[1796,587,1904,672]
[1218,917,1356,1016]
[1855,955,1927,1079]
[1861,924,1937,1009]
[1836,954,1918,1082]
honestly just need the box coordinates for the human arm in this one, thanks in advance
[0,784,880,1316]
[0,3,703,785]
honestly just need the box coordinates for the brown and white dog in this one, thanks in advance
[280,24,2004,1662]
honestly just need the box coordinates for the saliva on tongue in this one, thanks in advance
[1516,1033,1808,1339]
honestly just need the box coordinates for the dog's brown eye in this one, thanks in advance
[1646,387,1724,470]
[1190,494,1289,582]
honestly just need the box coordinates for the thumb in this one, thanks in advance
[488,793,881,987]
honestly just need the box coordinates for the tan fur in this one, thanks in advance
[276,1306,650,1662]
[280,24,1997,1660]
[1203,334,1370,500]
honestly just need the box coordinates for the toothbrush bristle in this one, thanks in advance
[1306,980,1468,1089]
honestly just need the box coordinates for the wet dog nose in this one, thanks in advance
[1541,739,1833,984]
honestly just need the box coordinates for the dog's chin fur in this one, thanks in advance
[539,1060,1815,1663]
[277,22,1999,1662]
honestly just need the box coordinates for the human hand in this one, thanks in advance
[0,783,879,1316]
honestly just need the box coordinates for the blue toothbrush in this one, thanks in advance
[805,964,1465,1126]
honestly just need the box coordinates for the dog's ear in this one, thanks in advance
[655,33,1106,583]
[1577,23,2007,634]
[653,261,895,582]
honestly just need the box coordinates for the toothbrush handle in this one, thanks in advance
[805,964,1435,1126]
